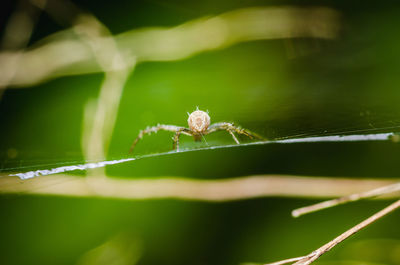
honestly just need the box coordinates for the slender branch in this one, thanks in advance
[265,199,400,265]
[74,15,135,170]
[0,0,44,95]
[263,255,310,265]
[0,174,399,201]
[292,182,400,217]
[0,6,340,87]
[32,0,136,174]
[295,199,400,264]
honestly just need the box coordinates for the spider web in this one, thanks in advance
[2,128,398,180]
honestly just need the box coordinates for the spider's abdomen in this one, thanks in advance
[188,110,210,133]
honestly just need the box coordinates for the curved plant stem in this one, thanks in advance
[292,182,400,217]
[1,174,399,201]
[266,199,400,265]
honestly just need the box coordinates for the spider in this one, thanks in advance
[129,109,261,153]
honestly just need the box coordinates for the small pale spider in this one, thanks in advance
[129,109,261,153]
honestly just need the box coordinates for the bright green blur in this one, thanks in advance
[1,1,400,265]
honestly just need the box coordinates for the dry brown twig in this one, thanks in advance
[265,182,400,265]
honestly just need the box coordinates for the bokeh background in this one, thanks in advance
[1,0,400,265]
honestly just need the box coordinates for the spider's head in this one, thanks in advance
[188,110,210,134]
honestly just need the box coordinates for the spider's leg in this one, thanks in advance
[230,126,257,139]
[207,122,262,144]
[172,131,181,151]
[227,130,240,144]
[172,128,191,152]
[129,125,189,153]
[129,129,147,153]
[207,123,241,144]
[222,123,262,140]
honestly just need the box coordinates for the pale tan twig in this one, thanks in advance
[263,255,310,265]
[292,182,400,217]
[0,6,340,88]
[33,0,135,175]
[296,199,400,264]
[0,0,45,97]
[265,199,400,265]
[1,174,399,201]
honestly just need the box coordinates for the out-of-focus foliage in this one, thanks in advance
[1,1,400,265]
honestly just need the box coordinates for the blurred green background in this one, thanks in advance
[1,0,400,265]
